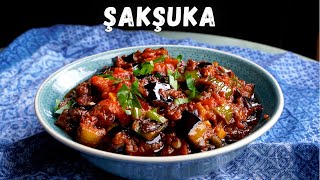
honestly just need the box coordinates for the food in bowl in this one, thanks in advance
[54,47,265,156]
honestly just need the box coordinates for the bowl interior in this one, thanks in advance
[35,45,282,158]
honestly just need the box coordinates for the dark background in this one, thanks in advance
[0,0,319,60]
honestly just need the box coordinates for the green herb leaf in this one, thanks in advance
[98,74,122,84]
[117,84,130,109]
[133,69,140,76]
[167,69,181,90]
[131,80,140,95]
[98,74,113,78]
[55,99,75,114]
[142,62,154,74]
[186,74,195,90]
[176,55,182,62]
[131,92,142,108]
[154,73,162,79]
[55,99,61,111]
[117,93,128,109]
[153,55,166,63]
[131,80,144,99]
[173,70,181,79]
[117,83,130,95]
[117,82,142,109]
[186,74,198,99]
[174,97,189,105]
[133,56,165,76]
[168,74,178,90]
[134,61,154,76]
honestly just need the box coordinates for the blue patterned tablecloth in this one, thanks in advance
[0,25,319,179]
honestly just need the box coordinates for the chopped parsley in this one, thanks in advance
[133,55,166,76]
[133,61,154,76]
[153,55,167,63]
[176,54,182,62]
[98,74,122,84]
[186,74,199,99]
[54,99,75,114]
[117,80,143,109]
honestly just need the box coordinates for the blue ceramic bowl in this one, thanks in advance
[35,45,284,179]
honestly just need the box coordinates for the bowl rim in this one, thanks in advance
[35,44,284,163]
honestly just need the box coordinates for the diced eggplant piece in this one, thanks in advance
[246,114,258,123]
[141,120,161,133]
[75,82,97,106]
[233,89,241,103]
[122,53,134,63]
[141,130,161,141]
[146,134,162,145]
[177,115,213,149]
[137,124,167,141]
[197,62,212,68]
[138,73,167,84]
[171,138,182,149]
[210,135,222,148]
[133,63,139,71]
[188,121,208,148]
[244,97,263,109]
[77,123,106,148]
[243,96,263,118]
[144,82,171,102]
[132,117,168,141]
[55,109,76,134]
[153,72,166,83]
[112,131,128,152]
[194,78,211,92]
[129,133,164,155]
[243,97,254,108]
[176,110,201,136]
[106,122,119,132]
[55,108,87,135]
[225,139,238,144]
[177,110,216,149]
